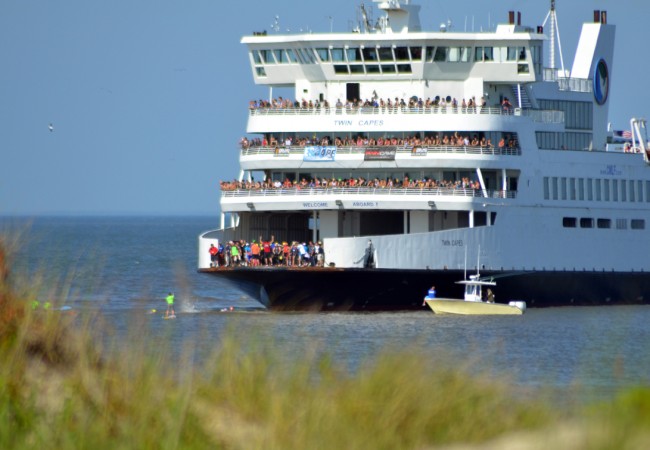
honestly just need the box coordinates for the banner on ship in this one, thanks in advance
[364,147,396,161]
[410,146,427,156]
[303,146,337,162]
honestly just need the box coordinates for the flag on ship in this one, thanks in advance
[612,130,633,142]
[615,130,632,139]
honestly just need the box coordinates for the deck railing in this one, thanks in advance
[221,186,517,200]
[248,105,564,123]
[542,69,593,93]
[241,144,521,157]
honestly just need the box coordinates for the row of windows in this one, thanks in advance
[538,100,593,130]
[536,132,593,151]
[333,64,412,75]
[252,45,540,66]
[544,177,650,203]
[563,217,645,230]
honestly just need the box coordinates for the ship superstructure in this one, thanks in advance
[199,1,650,310]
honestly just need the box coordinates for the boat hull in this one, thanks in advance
[424,298,523,315]
[199,267,650,311]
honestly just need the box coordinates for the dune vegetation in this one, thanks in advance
[1,237,649,449]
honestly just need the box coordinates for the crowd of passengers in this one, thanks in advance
[220,176,480,191]
[209,237,324,268]
[240,133,518,150]
[249,95,514,111]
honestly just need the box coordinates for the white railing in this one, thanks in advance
[543,69,592,93]
[249,105,565,123]
[241,144,521,157]
[221,187,517,200]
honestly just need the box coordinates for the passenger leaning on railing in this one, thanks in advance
[219,176,482,192]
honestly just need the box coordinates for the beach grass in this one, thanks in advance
[1,237,650,449]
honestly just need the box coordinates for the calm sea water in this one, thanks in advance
[2,216,650,403]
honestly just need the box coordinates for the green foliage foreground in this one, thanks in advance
[1,239,650,449]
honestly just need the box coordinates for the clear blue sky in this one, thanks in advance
[1,0,648,215]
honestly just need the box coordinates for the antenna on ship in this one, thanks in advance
[359,3,373,33]
[542,0,566,75]
[271,15,280,33]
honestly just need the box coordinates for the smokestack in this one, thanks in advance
[517,12,521,26]
[508,11,515,25]
[601,11,607,24]
[593,10,601,23]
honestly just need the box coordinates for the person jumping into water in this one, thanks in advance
[165,292,175,318]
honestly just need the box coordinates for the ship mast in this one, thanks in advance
[543,0,566,75]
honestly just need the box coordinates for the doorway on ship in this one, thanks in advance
[359,211,403,236]
[346,83,360,102]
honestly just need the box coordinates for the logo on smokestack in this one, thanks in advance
[594,59,609,106]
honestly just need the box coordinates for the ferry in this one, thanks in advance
[198,0,650,311]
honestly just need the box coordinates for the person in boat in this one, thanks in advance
[422,286,436,306]
[165,292,175,318]
[486,288,495,303]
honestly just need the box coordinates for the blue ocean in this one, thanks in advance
[2,216,649,403]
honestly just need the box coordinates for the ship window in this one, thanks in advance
[621,180,627,202]
[560,177,567,200]
[334,65,349,74]
[646,181,650,202]
[507,47,527,61]
[569,177,576,200]
[434,47,447,62]
[631,219,645,230]
[397,64,412,73]
[274,49,288,63]
[612,180,619,201]
[347,48,362,62]
[261,49,274,64]
[604,180,610,201]
[381,64,396,73]
[578,178,585,200]
[595,179,602,201]
[543,177,550,200]
[580,218,594,228]
[518,64,530,74]
[331,48,345,62]
[425,46,435,62]
[316,48,330,62]
[552,177,558,200]
[394,46,409,61]
[538,100,593,130]
[597,218,611,229]
[475,46,494,61]
[252,51,262,64]
[410,46,423,61]
[448,47,464,62]
[637,180,643,202]
[366,65,380,73]
[616,219,627,230]
[286,49,298,63]
[587,178,593,201]
[256,67,267,77]
[306,48,318,63]
[296,49,307,63]
[349,65,365,74]
[563,217,577,228]
[378,47,394,61]
[629,180,636,202]
[362,47,378,61]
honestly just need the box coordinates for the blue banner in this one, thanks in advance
[303,146,337,162]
